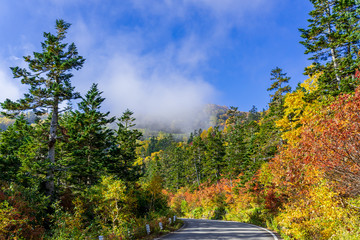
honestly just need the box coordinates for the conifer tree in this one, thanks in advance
[268,67,291,117]
[108,109,142,182]
[0,116,33,182]
[224,122,247,183]
[258,67,291,158]
[61,83,115,189]
[0,20,85,199]
[299,0,360,95]
[203,127,226,182]
[161,144,187,190]
[189,131,206,186]
[247,105,261,122]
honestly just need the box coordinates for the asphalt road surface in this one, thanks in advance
[160,218,279,240]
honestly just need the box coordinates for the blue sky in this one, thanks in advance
[0,0,313,125]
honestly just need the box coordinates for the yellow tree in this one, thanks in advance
[276,72,321,145]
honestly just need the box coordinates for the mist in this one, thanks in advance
[69,16,219,134]
[99,53,216,133]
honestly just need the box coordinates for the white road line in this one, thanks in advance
[246,223,279,240]
[219,219,279,240]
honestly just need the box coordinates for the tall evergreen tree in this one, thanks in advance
[108,109,142,182]
[160,143,187,191]
[189,131,206,187]
[61,83,115,189]
[1,20,85,199]
[224,122,247,183]
[203,127,226,183]
[299,0,360,95]
[257,67,291,158]
[268,67,291,117]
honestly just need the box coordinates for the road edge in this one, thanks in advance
[154,219,187,239]
[243,222,281,240]
[204,219,282,240]
[220,220,282,240]
[157,218,282,240]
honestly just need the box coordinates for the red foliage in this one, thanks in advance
[356,69,360,80]
[0,186,45,239]
[302,88,360,196]
[264,188,282,212]
[270,85,360,198]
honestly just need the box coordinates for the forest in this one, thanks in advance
[1,0,360,239]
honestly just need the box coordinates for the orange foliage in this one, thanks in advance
[299,86,360,196]
[167,179,238,219]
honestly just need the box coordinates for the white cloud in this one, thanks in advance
[175,34,208,68]
[9,56,20,61]
[100,51,215,129]
[70,19,216,131]
[0,66,21,103]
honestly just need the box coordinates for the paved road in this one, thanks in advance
[160,218,279,240]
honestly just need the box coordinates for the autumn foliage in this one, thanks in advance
[0,182,45,239]
[301,88,360,196]
[166,83,360,239]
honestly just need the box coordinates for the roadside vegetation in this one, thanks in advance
[1,1,360,239]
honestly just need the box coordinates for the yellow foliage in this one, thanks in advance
[134,156,144,166]
[276,73,320,145]
[151,151,162,161]
[136,139,149,156]
[91,176,136,237]
[200,128,208,139]
[258,162,274,188]
[276,178,346,240]
[331,196,360,239]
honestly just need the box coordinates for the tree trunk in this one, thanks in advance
[326,1,341,87]
[46,98,58,200]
